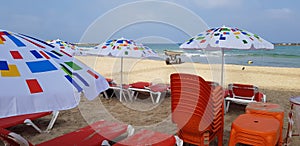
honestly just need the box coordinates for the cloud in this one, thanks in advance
[265,8,293,19]
[191,0,243,9]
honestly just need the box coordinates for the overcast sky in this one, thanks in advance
[1,0,299,43]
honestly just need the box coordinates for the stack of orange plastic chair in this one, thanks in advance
[170,73,224,146]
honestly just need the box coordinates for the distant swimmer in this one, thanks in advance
[247,60,253,64]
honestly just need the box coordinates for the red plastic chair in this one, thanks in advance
[0,111,59,133]
[103,78,132,101]
[170,73,224,146]
[129,82,170,103]
[113,129,182,146]
[0,120,133,146]
[225,83,266,113]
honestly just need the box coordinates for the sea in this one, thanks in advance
[80,43,300,68]
[144,43,300,68]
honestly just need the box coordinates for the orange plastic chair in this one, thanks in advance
[245,102,284,145]
[170,73,224,146]
[229,114,280,146]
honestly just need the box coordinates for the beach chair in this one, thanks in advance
[113,129,183,146]
[0,120,134,146]
[0,111,59,133]
[103,78,132,102]
[225,83,266,113]
[102,78,117,99]
[170,73,224,146]
[285,96,300,145]
[128,81,170,103]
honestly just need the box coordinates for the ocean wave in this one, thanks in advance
[226,53,300,58]
[184,53,206,57]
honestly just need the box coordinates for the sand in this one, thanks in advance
[5,56,300,145]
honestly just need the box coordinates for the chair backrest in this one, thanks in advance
[0,127,33,146]
[106,78,117,86]
[229,83,258,100]
[170,73,221,132]
[206,81,219,88]
[130,81,151,89]
[148,84,169,92]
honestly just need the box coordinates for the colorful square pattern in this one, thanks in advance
[26,79,43,94]
[26,60,57,73]
[1,64,20,77]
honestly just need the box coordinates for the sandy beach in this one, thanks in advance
[6,56,300,145]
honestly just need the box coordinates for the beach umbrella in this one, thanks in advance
[47,39,77,56]
[0,29,109,118]
[95,38,158,100]
[180,25,274,85]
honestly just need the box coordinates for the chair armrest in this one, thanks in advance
[255,92,266,102]
[223,90,230,98]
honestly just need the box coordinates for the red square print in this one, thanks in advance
[10,51,23,59]
[26,79,43,94]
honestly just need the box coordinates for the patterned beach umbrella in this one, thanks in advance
[95,38,157,58]
[47,39,77,56]
[180,26,274,85]
[0,29,109,118]
[95,38,158,100]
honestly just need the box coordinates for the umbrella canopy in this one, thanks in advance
[180,26,274,84]
[0,30,109,118]
[47,39,77,56]
[94,38,158,100]
[180,26,274,50]
[95,38,158,58]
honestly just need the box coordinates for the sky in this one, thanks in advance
[1,0,299,44]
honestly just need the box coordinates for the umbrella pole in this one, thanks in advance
[221,48,226,115]
[120,57,123,102]
[221,49,224,87]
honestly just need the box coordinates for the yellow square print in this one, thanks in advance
[1,64,21,77]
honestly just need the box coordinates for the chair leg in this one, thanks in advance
[117,89,128,102]
[174,135,183,146]
[103,91,109,99]
[23,111,60,133]
[263,94,267,102]
[45,111,60,132]
[130,91,139,102]
[23,119,42,133]
[150,93,155,103]
[150,92,162,104]
[225,101,230,113]
[203,131,209,146]
[217,129,223,146]
[121,90,128,102]
[126,125,135,136]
